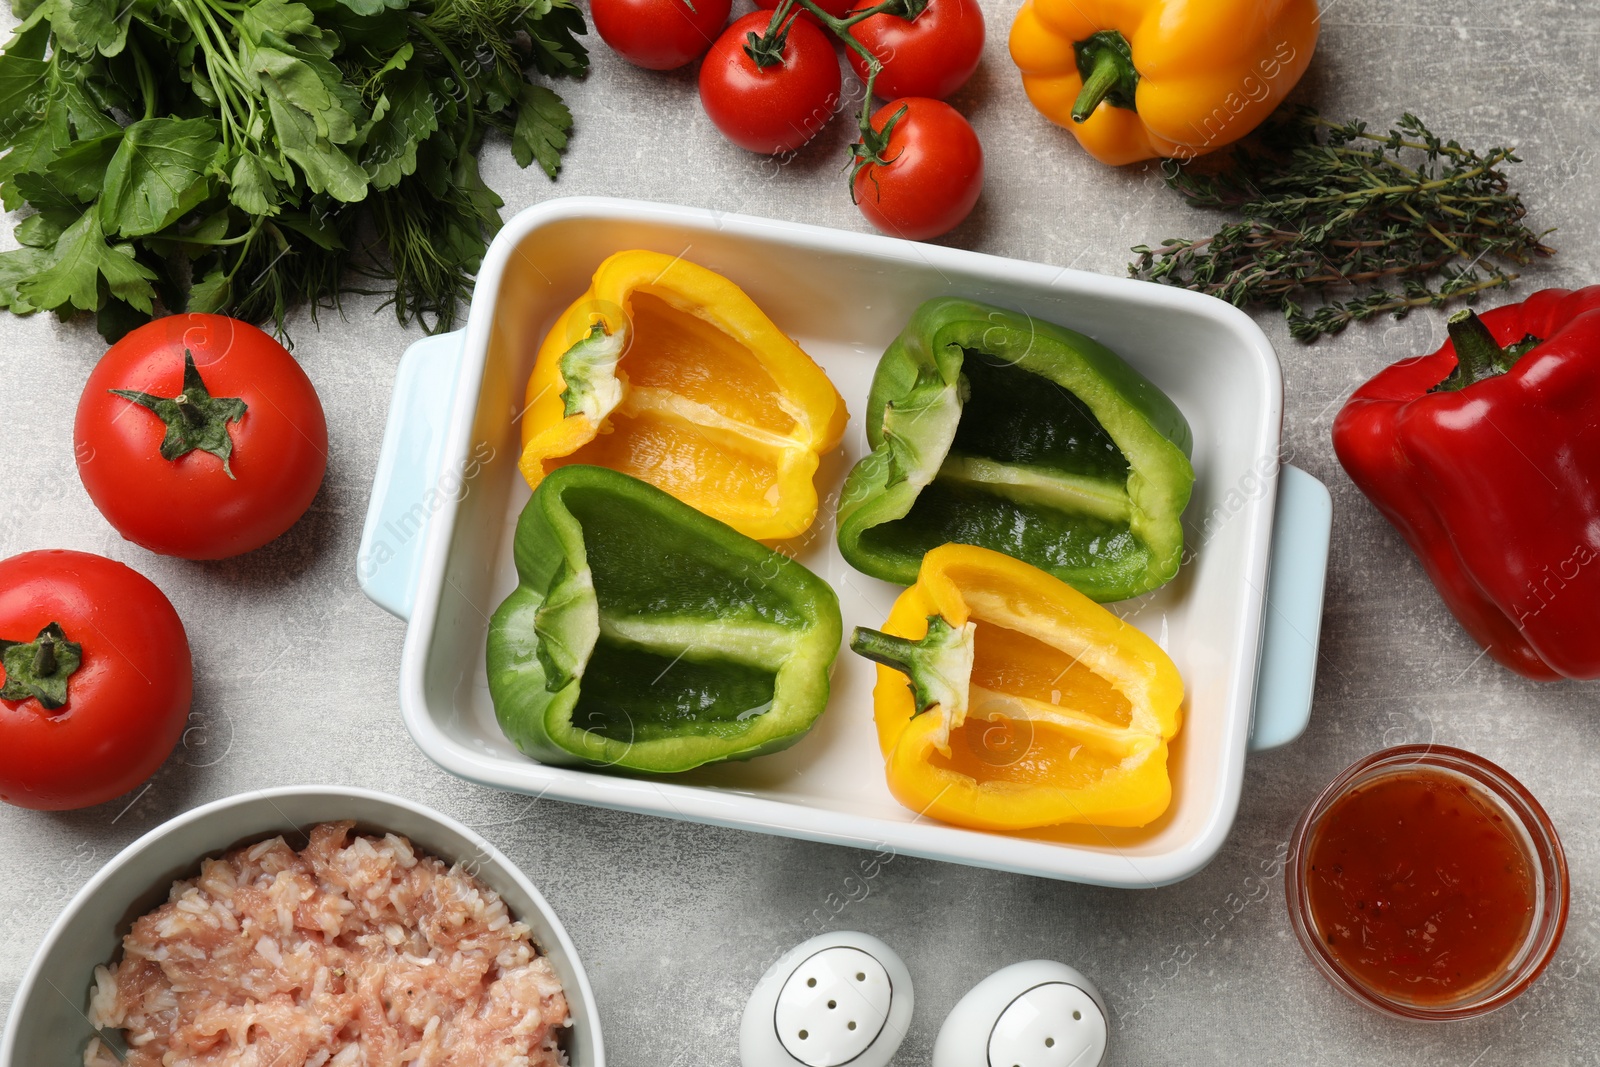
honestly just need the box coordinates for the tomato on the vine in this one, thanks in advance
[852,97,983,240]
[0,550,192,811]
[592,0,732,70]
[699,10,843,155]
[846,0,984,100]
[75,314,328,561]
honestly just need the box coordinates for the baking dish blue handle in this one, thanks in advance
[357,330,466,621]
[1247,464,1333,751]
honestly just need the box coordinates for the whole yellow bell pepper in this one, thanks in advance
[1008,0,1319,165]
[851,544,1184,831]
[519,251,848,541]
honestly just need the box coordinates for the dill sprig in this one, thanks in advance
[1129,107,1555,342]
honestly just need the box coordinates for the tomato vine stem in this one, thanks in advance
[755,0,915,147]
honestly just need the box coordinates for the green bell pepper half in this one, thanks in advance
[486,464,843,774]
[836,297,1195,600]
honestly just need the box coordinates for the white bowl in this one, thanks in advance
[0,787,603,1066]
[357,196,1332,888]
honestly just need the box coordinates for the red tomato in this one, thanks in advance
[852,97,983,240]
[846,0,984,100]
[592,0,732,70]
[75,314,328,560]
[699,11,843,154]
[0,550,192,811]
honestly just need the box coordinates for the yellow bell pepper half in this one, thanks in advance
[518,251,848,541]
[1009,0,1319,165]
[851,544,1184,831]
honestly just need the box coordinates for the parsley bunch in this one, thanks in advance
[1130,108,1554,342]
[0,0,587,340]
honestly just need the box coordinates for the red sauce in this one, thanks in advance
[1305,768,1535,1003]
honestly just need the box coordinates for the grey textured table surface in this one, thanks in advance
[3,0,1598,1062]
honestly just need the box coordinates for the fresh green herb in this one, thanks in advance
[1130,108,1554,342]
[0,0,588,341]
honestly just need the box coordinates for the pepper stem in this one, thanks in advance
[1446,310,1505,385]
[849,615,976,718]
[1072,48,1123,122]
[849,627,925,673]
[1436,310,1541,392]
[1071,31,1139,123]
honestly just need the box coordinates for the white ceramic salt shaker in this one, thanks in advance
[739,931,914,1067]
[933,960,1109,1067]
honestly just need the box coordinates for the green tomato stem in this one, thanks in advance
[784,0,903,140]
[748,0,796,68]
[32,634,57,676]
[108,351,249,477]
[173,392,208,428]
[0,623,83,711]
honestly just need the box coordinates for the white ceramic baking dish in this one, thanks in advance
[357,196,1332,887]
[0,787,603,1066]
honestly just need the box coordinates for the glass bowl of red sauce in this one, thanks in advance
[1286,745,1568,1020]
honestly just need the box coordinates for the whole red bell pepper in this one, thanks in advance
[1333,287,1600,681]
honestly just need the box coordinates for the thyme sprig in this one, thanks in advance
[1130,108,1555,342]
